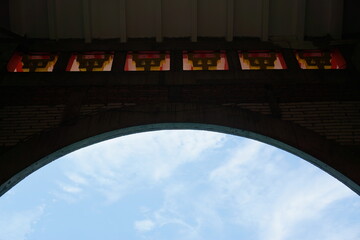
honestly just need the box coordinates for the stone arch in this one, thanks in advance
[0,103,359,196]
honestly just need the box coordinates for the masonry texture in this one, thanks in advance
[0,40,360,196]
[2,102,359,147]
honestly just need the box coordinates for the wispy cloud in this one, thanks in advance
[134,219,156,232]
[2,130,358,240]
[133,138,359,240]
[207,140,358,240]
[65,172,88,186]
[0,205,45,240]
[51,130,359,239]
[259,171,358,240]
[58,130,225,203]
[59,183,82,194]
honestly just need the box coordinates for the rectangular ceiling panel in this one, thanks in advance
[24,0,49,38]
[126,0,155,38]
[56,0,84,38]
[198,0,227,37]
[9,0,49,38]
[305,0,331,37]
[91,0,121,39]
[269,0,296,37]
[234,0,262,38]
[9,0,28,36]
[162,0,192,38]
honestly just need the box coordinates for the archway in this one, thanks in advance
[2,129,359,240]
[0,103,359,196]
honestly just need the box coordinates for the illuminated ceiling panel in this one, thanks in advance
[295,49,346,69]
[66,52,114,72]
[124,51,170,71]
[7,52,58,72]
[239,51,287,70]
[183,51,228,71]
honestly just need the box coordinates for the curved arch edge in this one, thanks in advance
[1,104,359,196]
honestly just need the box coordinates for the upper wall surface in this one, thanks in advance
[3,0,358,41]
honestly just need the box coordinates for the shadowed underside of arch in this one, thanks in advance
[0,103,359,196]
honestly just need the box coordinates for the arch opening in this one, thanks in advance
[1,122,359,197]
[1,129,359,240]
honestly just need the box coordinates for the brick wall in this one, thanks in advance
[1,101,359,147]
[280,102,360,145]
[0,105,65,146]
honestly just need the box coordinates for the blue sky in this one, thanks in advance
[0,130,359,240]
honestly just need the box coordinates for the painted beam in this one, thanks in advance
[226,0,234,42]
[82,0,92,43]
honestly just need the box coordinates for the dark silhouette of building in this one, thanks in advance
[1,0,359,196]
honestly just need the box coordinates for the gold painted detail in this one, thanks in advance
[188,53,220,70]
[132,54,166,71]
[242,53,277,70]
[296,52,332,69]
[22,55,58,72]
[76,54,112,72]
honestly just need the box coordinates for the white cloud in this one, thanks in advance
[60,130,225,203]
[206,139,358,240]
[134,219,156,232]
[51,130,359,239]
[0,205,45,240]
[131,183,204,239]
[65,172,88,185]
[60,184,82,194]
[76,134,357,240]
[315,222,360,240]
[209,140,264,184]
[260,171,356,240]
